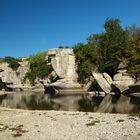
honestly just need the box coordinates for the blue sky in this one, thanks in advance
[0,0,140,57]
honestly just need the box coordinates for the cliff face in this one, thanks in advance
[0,61,31,89]
[47,48,78,81]
[0,48,80,91]
[0,49,135,93]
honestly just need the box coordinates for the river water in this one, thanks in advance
[0,92,140,114]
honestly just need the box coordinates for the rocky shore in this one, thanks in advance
[0,108,140,140]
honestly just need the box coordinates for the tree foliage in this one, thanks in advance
[24,52,53,86]
[74,18,130,82]
[125,35,140,81]
[73,43,99,82]
[98,18,129,77]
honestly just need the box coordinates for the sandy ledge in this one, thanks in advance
[0,107,140,140]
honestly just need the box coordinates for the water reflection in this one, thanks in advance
[0,92,140,114]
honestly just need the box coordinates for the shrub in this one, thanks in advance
[24,52,53,86]
[4,56,20,71]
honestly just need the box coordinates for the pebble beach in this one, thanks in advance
[0,108,140,140]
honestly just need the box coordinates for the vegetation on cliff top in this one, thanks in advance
[0,56,21,71]
[0,52,53,88]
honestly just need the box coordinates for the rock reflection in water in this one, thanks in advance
[0,92,140,114]
[0,92,82,111]
[99,95,140,113]
[0,92,54,110]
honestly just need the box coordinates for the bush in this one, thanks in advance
[4,56,20,71]
[24,52,53,86]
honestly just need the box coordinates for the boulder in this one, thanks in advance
[45,48,81,95]
[0,61,31,89]
[103,72,113,85]
[92,72,112,94]
[113,68,135,92]
[47,48,78,81]
[49,79,81,89]
[44,79,81,95]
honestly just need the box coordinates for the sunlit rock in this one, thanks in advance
[92,72,112,94]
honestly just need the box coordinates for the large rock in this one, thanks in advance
[113,67,135,92]
[49,79,81,89]
[92,72,112,94]
[0,61,31,90]
[47,48,78,81]
[45,48,81,95]
[44,79,81,95]
[103,72,113,85]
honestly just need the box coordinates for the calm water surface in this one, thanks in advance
[0,91,140,114]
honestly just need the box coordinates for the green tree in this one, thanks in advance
[98,18,129,77]
[87,33,104,47]
[25,52,53,86]
[73,43,99,83]
[125,36,140,81]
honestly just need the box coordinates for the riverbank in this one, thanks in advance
[0,108,140,140]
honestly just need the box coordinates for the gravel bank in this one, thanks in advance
[0,108,140,140]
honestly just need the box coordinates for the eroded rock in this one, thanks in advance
[103,72,113,85]
[113,65,135,92]
[92,72,112,94]
[47,48,78,81]
[0,61,31,90]
[49,79,81,89]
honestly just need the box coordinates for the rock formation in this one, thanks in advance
[49,79,81,89]
[45,48,81,94]
[0,61,31,90]
[103,72,113,85]
[113,63,135,92]
[47,48,78,81]
[92,72,112,94]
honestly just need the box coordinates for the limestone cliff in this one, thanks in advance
[0,61,31,90]
[0,48,81,91]
[47,48,78,81]
[45,48,81,92]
